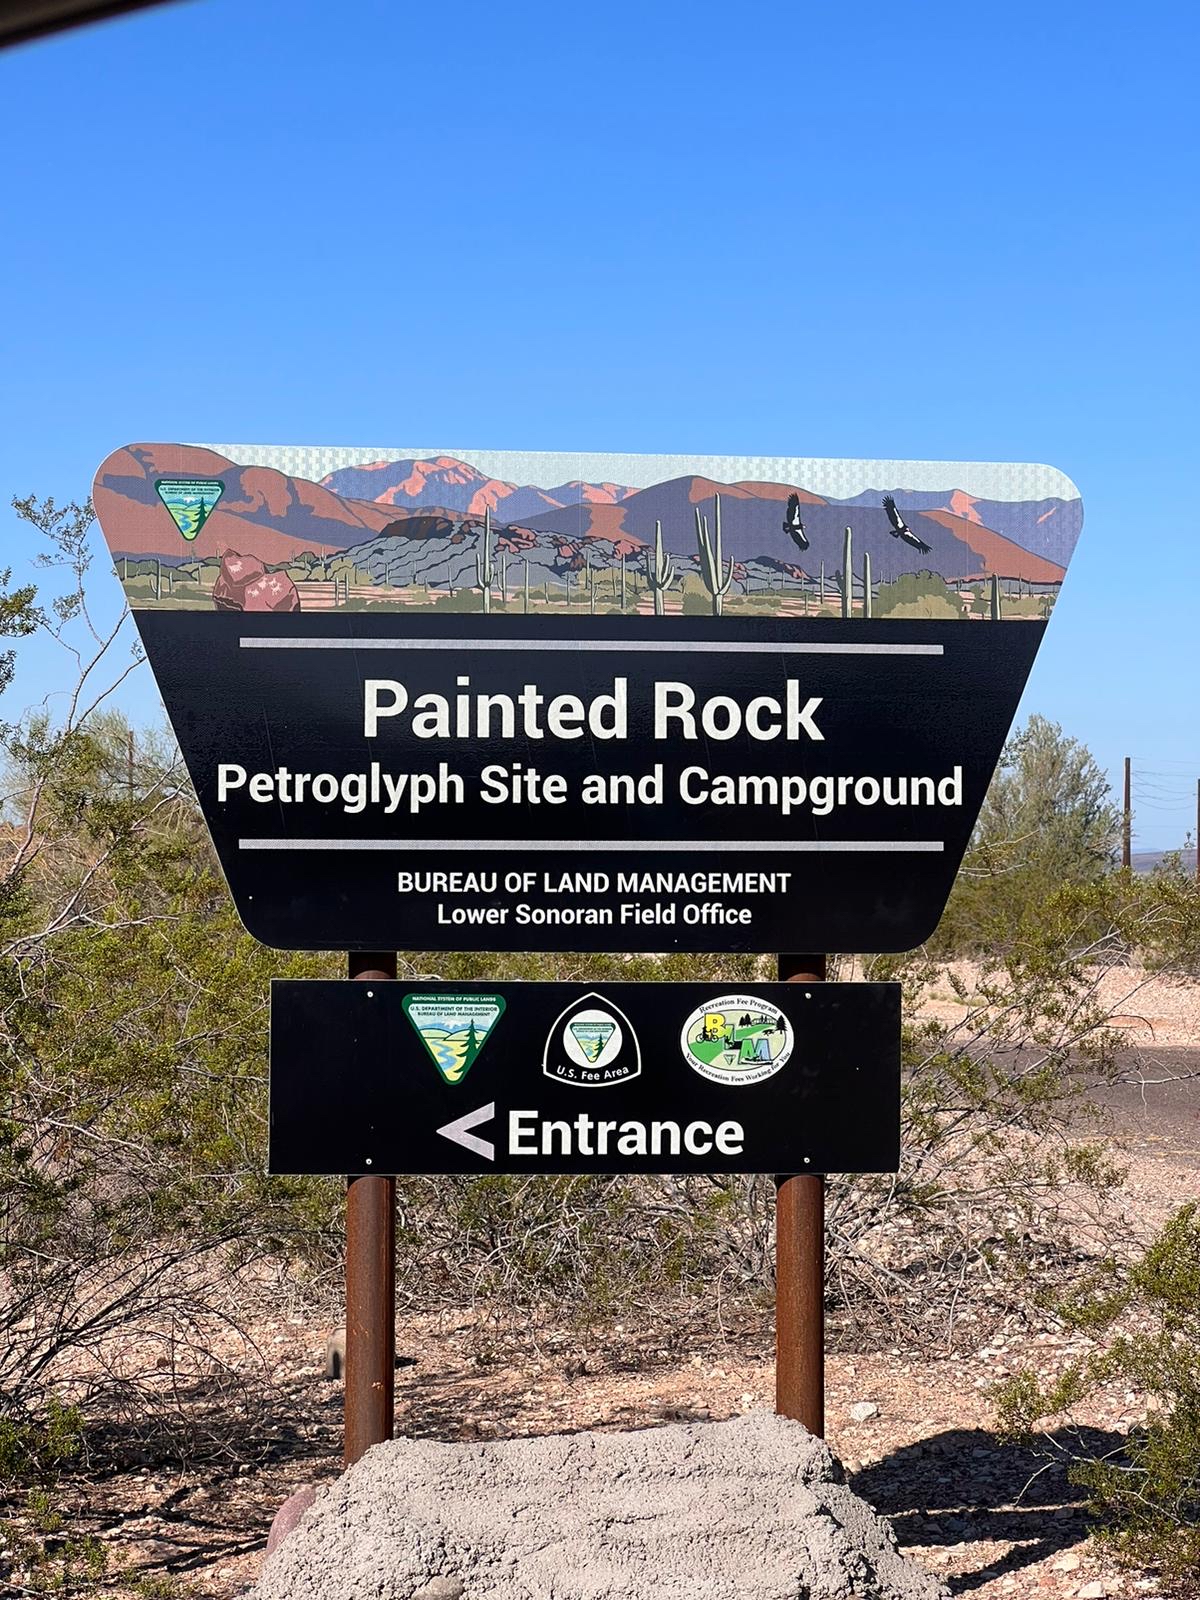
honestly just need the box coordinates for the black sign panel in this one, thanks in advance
[97,443,1082,955]
[139,611,1042,953]
[268,980,900,1176]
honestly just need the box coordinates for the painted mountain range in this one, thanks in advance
[516,480,1070,585]
[320,457,637,524]
[95,445,1077,590]
[834,487,1081,567]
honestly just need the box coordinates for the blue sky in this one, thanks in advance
[1,0,1197,848]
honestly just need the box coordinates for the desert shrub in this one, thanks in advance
[995,1204,1200,1592]
[0,1399,85,1491]
[1134,855,1200,976]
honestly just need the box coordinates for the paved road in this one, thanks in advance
[1090,1048,1200,1170]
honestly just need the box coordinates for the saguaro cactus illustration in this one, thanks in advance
[523,558,530,615]
[587,555,596,615]
[841,526,853,619]
[475,507,495,614]
[862,550,872,619]
[990,572,1002,621]
[695,493,735,617]
[819,560,825,607]
[500,550,508,605]
[620,553,627,612]
[647,519,675,617]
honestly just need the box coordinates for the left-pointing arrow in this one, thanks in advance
[436,1101,496,1162]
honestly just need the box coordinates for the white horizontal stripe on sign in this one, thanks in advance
[239,838,945,854]
[240,637,944,657]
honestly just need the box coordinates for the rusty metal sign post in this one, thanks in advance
[775,954,828,1436]
[344,952,397,1463]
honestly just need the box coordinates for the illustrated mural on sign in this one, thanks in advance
[96,444,1080,622]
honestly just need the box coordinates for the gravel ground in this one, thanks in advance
[915,961,1200,1053]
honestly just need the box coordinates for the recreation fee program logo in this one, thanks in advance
[680,994,793,1086]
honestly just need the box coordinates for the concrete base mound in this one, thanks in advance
[253,1413,947,1600]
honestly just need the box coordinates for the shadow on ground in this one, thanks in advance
[851,1425,1126,1594]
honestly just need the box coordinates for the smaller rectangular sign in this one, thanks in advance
[269,981,900,1176]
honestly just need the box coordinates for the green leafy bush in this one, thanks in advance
[995,1205,1200,1592]
[933,715,1120,954]
[0,1399,85,1491]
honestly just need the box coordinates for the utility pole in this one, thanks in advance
[1122,756,1132,870]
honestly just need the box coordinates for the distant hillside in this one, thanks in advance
[1132,849,1199,876]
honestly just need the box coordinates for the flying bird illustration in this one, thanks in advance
[783,492,810,551]
[882,494,932,555]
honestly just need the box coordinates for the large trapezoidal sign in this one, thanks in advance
[93,443,1082,953]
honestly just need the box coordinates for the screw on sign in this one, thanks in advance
[95,441,1082,1457]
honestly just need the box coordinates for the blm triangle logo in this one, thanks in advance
[402,993,505,1085]
[154,478,224,540]
[568,1017,615,1063]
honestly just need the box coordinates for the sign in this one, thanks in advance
[268,980,901,1176]
[94,443,1082,953]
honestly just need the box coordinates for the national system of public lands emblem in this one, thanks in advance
[402,992,506,1085]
